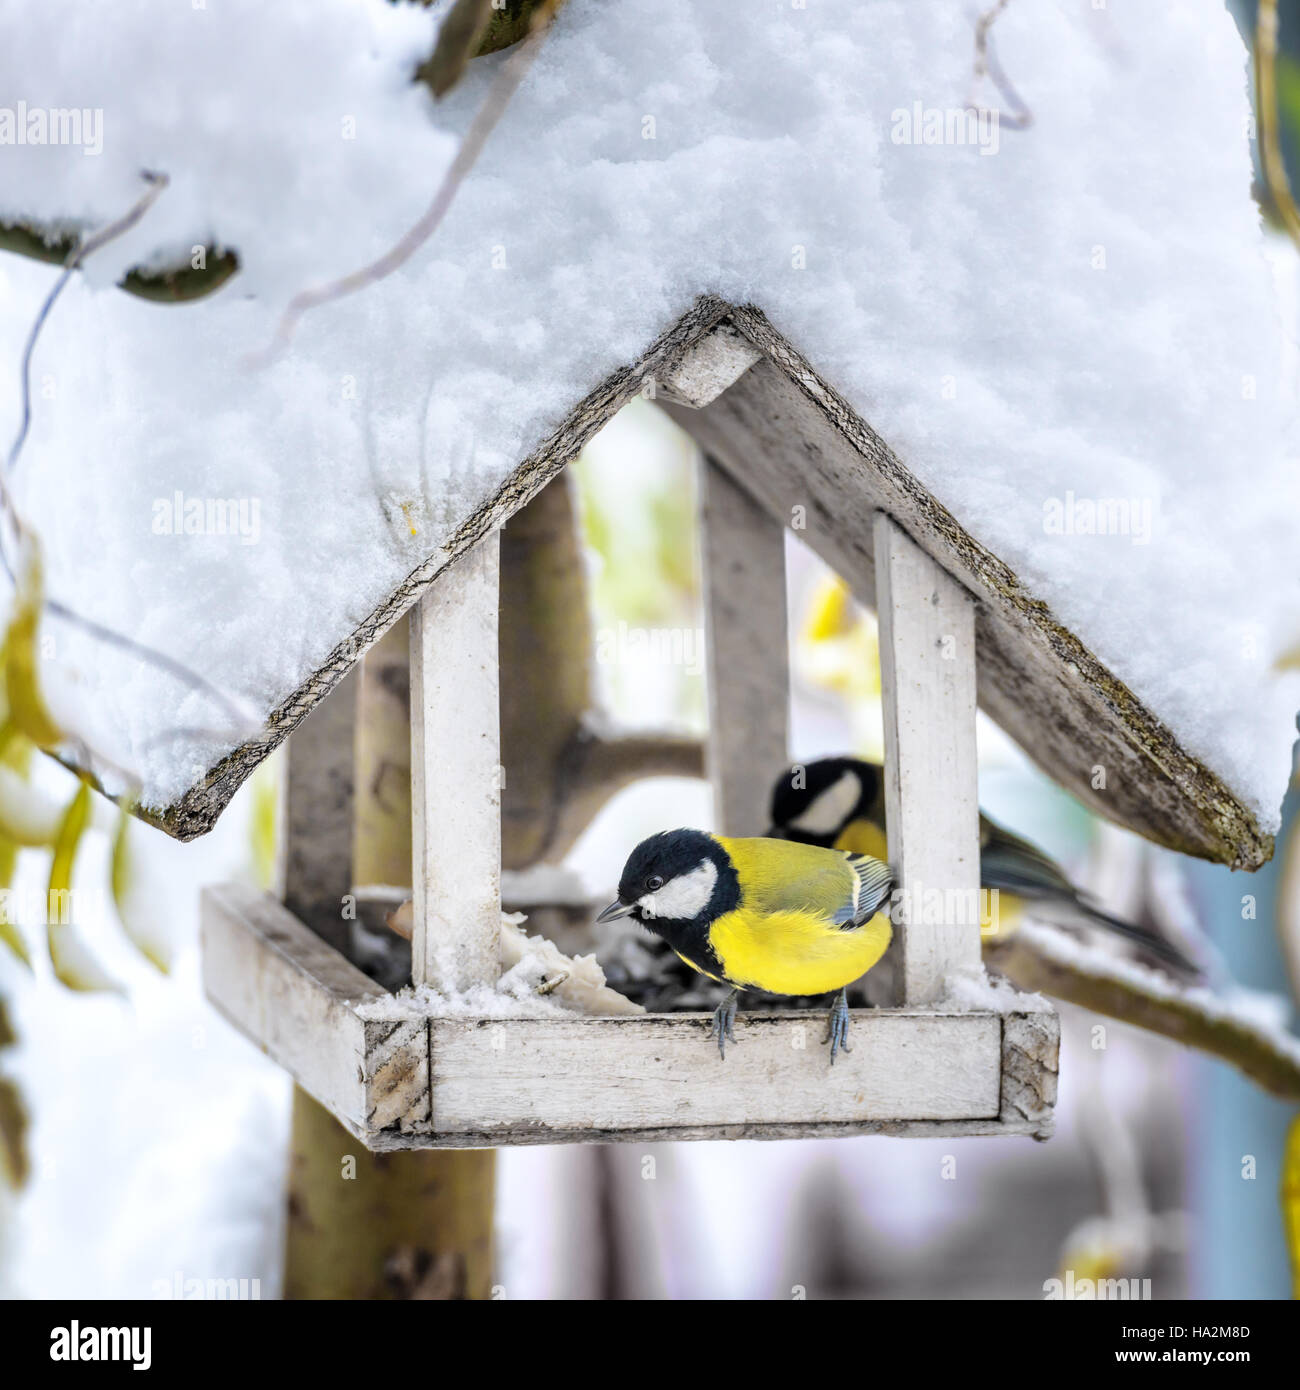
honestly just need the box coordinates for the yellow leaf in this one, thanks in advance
[0,1076,28,1188]
[111,802,170,974]
[0,835,29,969]
[0,762,67,846]
[47,782,122,994]
[3,537,63,751]
[422,0,495,98]
[0,719,29,772]
[802,575,854,643]
[1058,1241,1123,1286]
[249,762,279,893]
[1284,1113,1300,1300]
[0,921,27,969]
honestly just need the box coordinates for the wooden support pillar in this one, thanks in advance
[410,532,503,991]
[283,609,496,1300]
[873,512,981,1005]
[700,455,790,836]
[353,621,415,892]
[283,670,356,949]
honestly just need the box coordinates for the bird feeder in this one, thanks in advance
[198,299,1266,1150]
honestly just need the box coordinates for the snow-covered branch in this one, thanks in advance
[990,922,1300,1100]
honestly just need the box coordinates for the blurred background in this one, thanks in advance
[1,0,1299,1301]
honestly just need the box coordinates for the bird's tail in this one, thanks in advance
[1038,895,1202,979]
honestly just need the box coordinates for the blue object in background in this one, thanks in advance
[1185,779,1297,1299]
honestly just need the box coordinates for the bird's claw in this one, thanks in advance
[824,989,851,1065]
[712,991,739,1060]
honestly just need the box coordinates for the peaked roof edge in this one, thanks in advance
[139,295,1270,871]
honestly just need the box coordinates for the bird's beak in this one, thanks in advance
[596,899,634,923]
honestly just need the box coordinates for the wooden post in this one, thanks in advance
[283,670,356,949]
[283,611,496,1300]
[700,455,789,836]
[353,621,415,892]
[873,513,981,1005]
[410,532,502,991]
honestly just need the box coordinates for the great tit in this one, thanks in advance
[597,828,893,1062]
[766,756,1198,976]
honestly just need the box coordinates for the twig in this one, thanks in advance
[968,0,1033,131]
[990,921,1300,1100]
[250,0,562,363]
[1257,0,1300,250]
[5,175,169,492]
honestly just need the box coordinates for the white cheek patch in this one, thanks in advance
[637,859,718,921]
[788,771,861,837]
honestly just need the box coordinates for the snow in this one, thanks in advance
[0,0,1297,827]
[500,863,591,908]
[2,759,289,1299]
[354,911,643,1019]
[1016,919,1300,1067]
[942,961,1052,1016]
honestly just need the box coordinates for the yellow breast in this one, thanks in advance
[980,891,1024,941]
[707,907,892,997]
[833,819,889,860]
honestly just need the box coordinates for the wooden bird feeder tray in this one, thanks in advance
[197,299,1260,1149]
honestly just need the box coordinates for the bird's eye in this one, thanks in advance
[646,875,664,892]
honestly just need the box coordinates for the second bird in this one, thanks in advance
[766,755,1198,976]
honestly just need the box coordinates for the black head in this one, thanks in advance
[767,757,879,847]
[598,829,739,931]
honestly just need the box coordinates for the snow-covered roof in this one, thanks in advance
[1,0,1296,861]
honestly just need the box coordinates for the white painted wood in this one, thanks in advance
[282,668,356,950]
[657,322,762,408]
[199,883,429,1136]
[700,456,790,836]
[201,883,1058,1149]
[874,513,982,1005]
[428,1012,999,1135]
[409,531,503,991]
